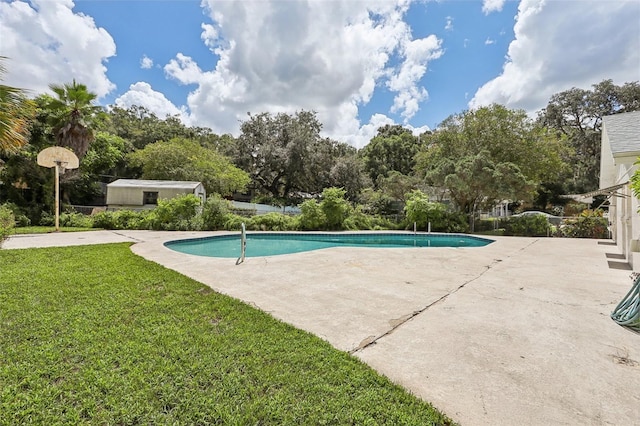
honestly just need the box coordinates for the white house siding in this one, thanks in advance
[599,111,640,271]
[614,159,640,269]
[599,128,616,187]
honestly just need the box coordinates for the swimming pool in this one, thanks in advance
[165,232,493,258]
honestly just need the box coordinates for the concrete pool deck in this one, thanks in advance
[4,230,640,425]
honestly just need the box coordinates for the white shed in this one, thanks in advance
[592,111,640,270]
[106,179,206,210]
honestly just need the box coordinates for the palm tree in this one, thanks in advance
[0,57,34,154]
[46,80,102,158]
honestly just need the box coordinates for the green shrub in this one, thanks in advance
[201,194,231,230]
[247,212,297,231]
[91,210,149,230]
[0,205,15,246]
[147,194,202,231]
[475,219,500,233]
[369,215,402,230]
[505,215,550,237]
[223,213,248,231]
[359,189,398,216]
[321,187,350,230]
[559,209,608,239]
[38,211,93,228]
[438,211,470,233]
[298,199,325,230]
[343,206,374,230]
[38,211,93,227]
[403,190,468,232]
[343,210,403,231]
[14,214,30,227]
[92,211,116,229]
[564,202,589,217]
[38,211,54,226]
[60,212,93,228]
[115,210,149,230]
[1,202,30,227]
[405,190,438,229]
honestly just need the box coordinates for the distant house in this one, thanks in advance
[593,111,640,270]
[106,179,206,210]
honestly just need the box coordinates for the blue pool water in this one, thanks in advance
[165,232,493,258]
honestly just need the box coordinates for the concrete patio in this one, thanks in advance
[4,230,640,425]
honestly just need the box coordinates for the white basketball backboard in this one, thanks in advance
[37,146,79,169]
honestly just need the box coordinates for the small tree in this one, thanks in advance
[404,190,445,230]
[403,190,468,232]
[298,199,325,230]
[200,194,231,230]
[321,187,350,230]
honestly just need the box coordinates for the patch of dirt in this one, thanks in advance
[611,348,639,367]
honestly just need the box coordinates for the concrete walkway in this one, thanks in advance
[4,231,640,425]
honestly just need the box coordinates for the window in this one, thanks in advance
[143,191,158,205]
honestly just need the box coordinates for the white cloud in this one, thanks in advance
[482,0,507,15]
[115,82,189,122]
[0,0,116,98]
[485,37,495,45]
[445,16,453,31]
[327,112,431,149]
[159,0,442,145]
[388,35,443,121]
[140,55,154,69]
[470,0,640,114]
[200,23,219,51]
[334,113,396,149]
[165,54,203,85]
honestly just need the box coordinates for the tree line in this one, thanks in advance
[1,58,639,226]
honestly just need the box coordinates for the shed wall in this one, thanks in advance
[106,184,206,207]
[106,187,145,206]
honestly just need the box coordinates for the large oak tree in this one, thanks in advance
[538,79,640,192]
[359,124,422,185]
[235,110,356,203]
[415,104,567,215]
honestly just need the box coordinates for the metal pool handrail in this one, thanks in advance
[236,223,246,265]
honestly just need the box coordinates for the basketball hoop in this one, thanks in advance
[37,147,79,232]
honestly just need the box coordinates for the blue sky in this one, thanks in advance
[1,0,639,147]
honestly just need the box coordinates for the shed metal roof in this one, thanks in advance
[107,179,202,189]
[603,110,640,155]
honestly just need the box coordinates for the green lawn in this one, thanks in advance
[0,244,453,425]
[11,226,97,234]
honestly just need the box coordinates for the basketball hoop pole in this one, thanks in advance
[54,162,60,232]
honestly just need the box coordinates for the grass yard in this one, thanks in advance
[11,226,97,234]
[0,244,453,425]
